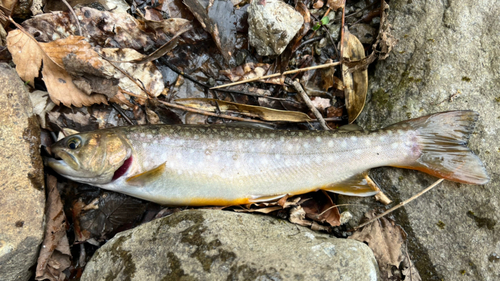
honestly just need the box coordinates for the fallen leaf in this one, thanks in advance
[220,63,283,85]
[300,192,341,227]
[29,90,56,129]
[183,0,243,64]
[327,0,344,11]
[35,175,71,281]
[342,28,368,123]
[7,29,107,106]
[175,97,312,122]
[349,210,412,280]
[78,192,148,241]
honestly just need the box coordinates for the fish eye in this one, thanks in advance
[66,137,81,150]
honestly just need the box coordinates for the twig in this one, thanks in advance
[62,0,82,36]
[160,58,288,101]
[364,174,392,205]
[352,178,444,231]
[110,102,134,125]
[290,79,330,130]
[210,61,342,89]
[339,2,346,59]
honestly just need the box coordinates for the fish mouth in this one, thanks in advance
[46,149,81,177]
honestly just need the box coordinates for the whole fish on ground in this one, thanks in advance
[47,111,489,206]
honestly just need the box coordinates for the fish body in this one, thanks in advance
[47,111,489,205]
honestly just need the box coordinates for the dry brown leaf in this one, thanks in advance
[220,63,284,85]
[175,97,312,122]
[35,175,71,281]
[7,29,107,106]
[349,210,411,280]
[300,192,341,227]
[342,29,368,123]
[327,0,345,11]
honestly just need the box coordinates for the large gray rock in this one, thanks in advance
[248,0,304,56]
[0,63,45,281]
[343,1,499,280]
[82,209,379,280]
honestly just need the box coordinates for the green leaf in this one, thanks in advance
[312,22,321,31]
[321,16,329,25]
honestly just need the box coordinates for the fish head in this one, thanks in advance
[47,130,132,185]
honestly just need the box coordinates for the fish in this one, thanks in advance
[46,111,489,206]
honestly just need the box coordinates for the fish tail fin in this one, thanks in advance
[391,111,489,184]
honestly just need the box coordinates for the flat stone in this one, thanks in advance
[341,0,500,280]
[0,63,45,281]
[248,0,304,56]
[82,209,379,280]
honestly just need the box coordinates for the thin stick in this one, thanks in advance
[352,178,444,231]
[210,61,342,89]
[62,0,82,36]
[291,79,330,130]
[364,174,392,205]
[339,1,346,59]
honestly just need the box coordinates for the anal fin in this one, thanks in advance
[321,171,379,197]
[126,162,166,186]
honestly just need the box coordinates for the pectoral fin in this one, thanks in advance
[321,171,379,197]
[126,162,166,186]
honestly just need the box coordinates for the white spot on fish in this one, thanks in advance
[316,136,322,143]
[350,136,357,142]
[379,136,385,141]
[397,129,404,135]
[270,133,275,138]
[262,158,268,165]
[209,134,214,139]
[153,140,158,144]
[190,149,195,154]
[387,130,393,136]
[177,170,183,175]
[147,134,152,139]
[328,140,334,148]
[249,158,254,163]
[247,133,252,137]
[207,172,213,178]
[341,140,348,148]
[391,143,399,149]
[256,133,261,138]
[142,143,147,148]
[375,146,382,151]
[305,158,311,164]
[315,157,322,164]
[355,149,362,154]
[140,133,145,137]
[287,144,293,151]
[328,155,334,162]
[176,153,182,159]
[280,136,285,142]
[317,173,322,178]
[365,139,371,146]
[239,133,244,137]
[275,154,281,160]
[299,132,303,136]
[143,161,149,167]
[303,143,310,149]
[194,134,199,139]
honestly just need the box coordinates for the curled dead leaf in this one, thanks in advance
[342,29,368,123]
[175,98,312,122]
